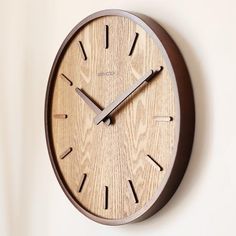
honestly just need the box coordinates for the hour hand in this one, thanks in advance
[75,88,111,126]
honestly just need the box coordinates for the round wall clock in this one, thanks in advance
[45,9,195,225]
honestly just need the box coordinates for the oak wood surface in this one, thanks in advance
[50,15,176,220]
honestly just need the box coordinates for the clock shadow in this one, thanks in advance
[118,21,210,230]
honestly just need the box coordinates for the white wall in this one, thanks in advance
[1,0,236,235]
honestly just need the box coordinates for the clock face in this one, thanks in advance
[45,10,194,225]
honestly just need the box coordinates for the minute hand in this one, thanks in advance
[94,67,163,125]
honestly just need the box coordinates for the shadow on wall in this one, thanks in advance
[120,19,210,231]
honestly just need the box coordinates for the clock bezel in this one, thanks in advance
[45,9,195,225]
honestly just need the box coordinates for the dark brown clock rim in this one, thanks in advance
[45,9,195,225]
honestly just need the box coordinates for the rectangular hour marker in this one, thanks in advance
[128,32,139,56]
[53,114,68,119]
[147,154,163,171]
[79,41,87,60]
[59,147,72,159]
[153,116,173,122]
[60,73,73,86]
[78,173,87,193]
[128,180,139,203]
[105,186,108,210]
[105,25,109,49]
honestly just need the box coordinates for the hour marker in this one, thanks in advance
[60,73,73,86]
[53,114,68,119]
[147,154,163,171]
[79,41,87,60]
[59,147,72,159]
[128,32,139,56]
[153,116,173,122]
[128,180,139,203]
[105,186,108,210]
[105,25,109,49]
[78,173,87,193]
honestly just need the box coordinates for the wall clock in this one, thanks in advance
[45,9,195,225]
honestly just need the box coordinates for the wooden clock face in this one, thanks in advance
[45,10,194,225]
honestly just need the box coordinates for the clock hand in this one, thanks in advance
[94,67,163,125]
[75,88,111,126]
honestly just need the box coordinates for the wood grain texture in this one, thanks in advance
[50,16,176,220]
